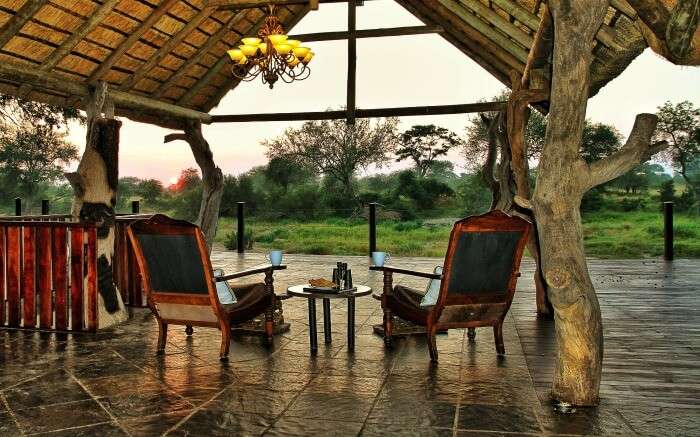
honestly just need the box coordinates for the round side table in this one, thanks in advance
[287,285,372,354]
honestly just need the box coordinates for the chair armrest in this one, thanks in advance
[369,265,441,280]
[216,264,287,282]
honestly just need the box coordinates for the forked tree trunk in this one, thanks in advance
[534,0,668,405]
[66,84,127,328]
[165,121,224,251]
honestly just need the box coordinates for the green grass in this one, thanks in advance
[215,211,700,259]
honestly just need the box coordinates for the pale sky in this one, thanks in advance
[67,0,700,184]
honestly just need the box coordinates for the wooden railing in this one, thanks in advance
[0,221,98,332]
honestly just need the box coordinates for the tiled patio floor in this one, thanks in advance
[0,252,698,436]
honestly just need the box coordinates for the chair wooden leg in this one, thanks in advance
[427,324,438,363]
[264,306,274,345]
[220,321,231,361]
[383,309,393,348]
[494,322,505,355]
[467,327,476,341]
[157,320,168,355]
[185,325,193,336]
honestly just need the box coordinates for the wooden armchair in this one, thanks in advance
[371,210,530,362]
[127,214,285,361]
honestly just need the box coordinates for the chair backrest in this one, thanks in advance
[436,210,531,309]
[127,215,221,325]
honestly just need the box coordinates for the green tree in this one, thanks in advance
[655,100,700,211]
[659,179,675,204]
[264,116,399,199]
[136,178,164,204]
[396,125,463,177]
[0,126,79,198]
[263,156,312,192]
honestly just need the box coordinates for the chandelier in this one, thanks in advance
[227,5,314,89]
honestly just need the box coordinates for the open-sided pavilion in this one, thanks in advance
[0,0,698,424]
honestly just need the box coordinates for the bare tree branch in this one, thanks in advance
[586,113,668,189]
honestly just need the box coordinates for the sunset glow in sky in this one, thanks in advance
[66,0,700,183]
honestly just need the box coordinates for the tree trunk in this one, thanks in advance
[66,85,127,329]
[165,121,223,251]
[533,0,667,406]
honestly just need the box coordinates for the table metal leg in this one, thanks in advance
[308,298,318,354]
[348,296,356,352]
[323,298,332,344]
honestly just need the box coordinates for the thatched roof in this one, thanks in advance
[0,1,669,129]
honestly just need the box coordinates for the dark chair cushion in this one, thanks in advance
[223,283,272,322]
[446,231,522,296]
[136,233,208,294]
[385,285,430,326]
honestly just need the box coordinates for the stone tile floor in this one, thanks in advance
[0,252,698,436]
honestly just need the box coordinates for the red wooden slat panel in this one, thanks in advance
[52,227,68,331]
[70,228,84,331]
[22,227,36,328]
[86,227,97,331]
[119,222,129,303]
[130,245,142,307]
[6,226,21,327]
[37,227,52,329]
[0,227,5,326]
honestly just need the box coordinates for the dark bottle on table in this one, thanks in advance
[345,269,353,289]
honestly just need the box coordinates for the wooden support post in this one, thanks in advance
[237,202,245,254]
[664,201,674,261]
[66,82,127,329]
[41,199,49,215]
[14,198,21,216]
[164,123,224,251]
[347,0,357,125]
[131,200,140,214]
[369,202,377,256]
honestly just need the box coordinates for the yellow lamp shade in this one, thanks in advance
[302,51,315,63]
[267,34,288,45]
[227,49,244,61]
[274,44,292,55]
[238,55,248,65]
[258,42,268,55]
[286,39,301,48]
[240,44,259,56]
[242,37,261,46]
[287,56,300,67]
[292,46,310,58]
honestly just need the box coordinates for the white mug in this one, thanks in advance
[267,250,283,266]
[371,251,390,267]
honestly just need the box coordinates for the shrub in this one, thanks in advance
[223,228,254,251]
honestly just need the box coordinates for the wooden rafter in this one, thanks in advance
[119,5,219,91]
[208,0,368,10]
[0,0,48,49]
[41,0,122,71]
[87,0,180,85]
[289,25,443,42]
[521,2,553,90]
[437,0,529,64]
[153,10,252,99]
[458,0,534,50]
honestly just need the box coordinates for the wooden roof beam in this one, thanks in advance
[0,62,211,124]
[208,0,368,10]
[119,6,220,91]
[88,0,180,85]
[521,3,553,91]
[437,0,529,64]
[289,25,443,42]
[208,102,507,123]
[610,0,638,19]
[0,0,49,49]
[153,10,251,99]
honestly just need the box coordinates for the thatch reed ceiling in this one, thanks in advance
[0,0,673,128]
